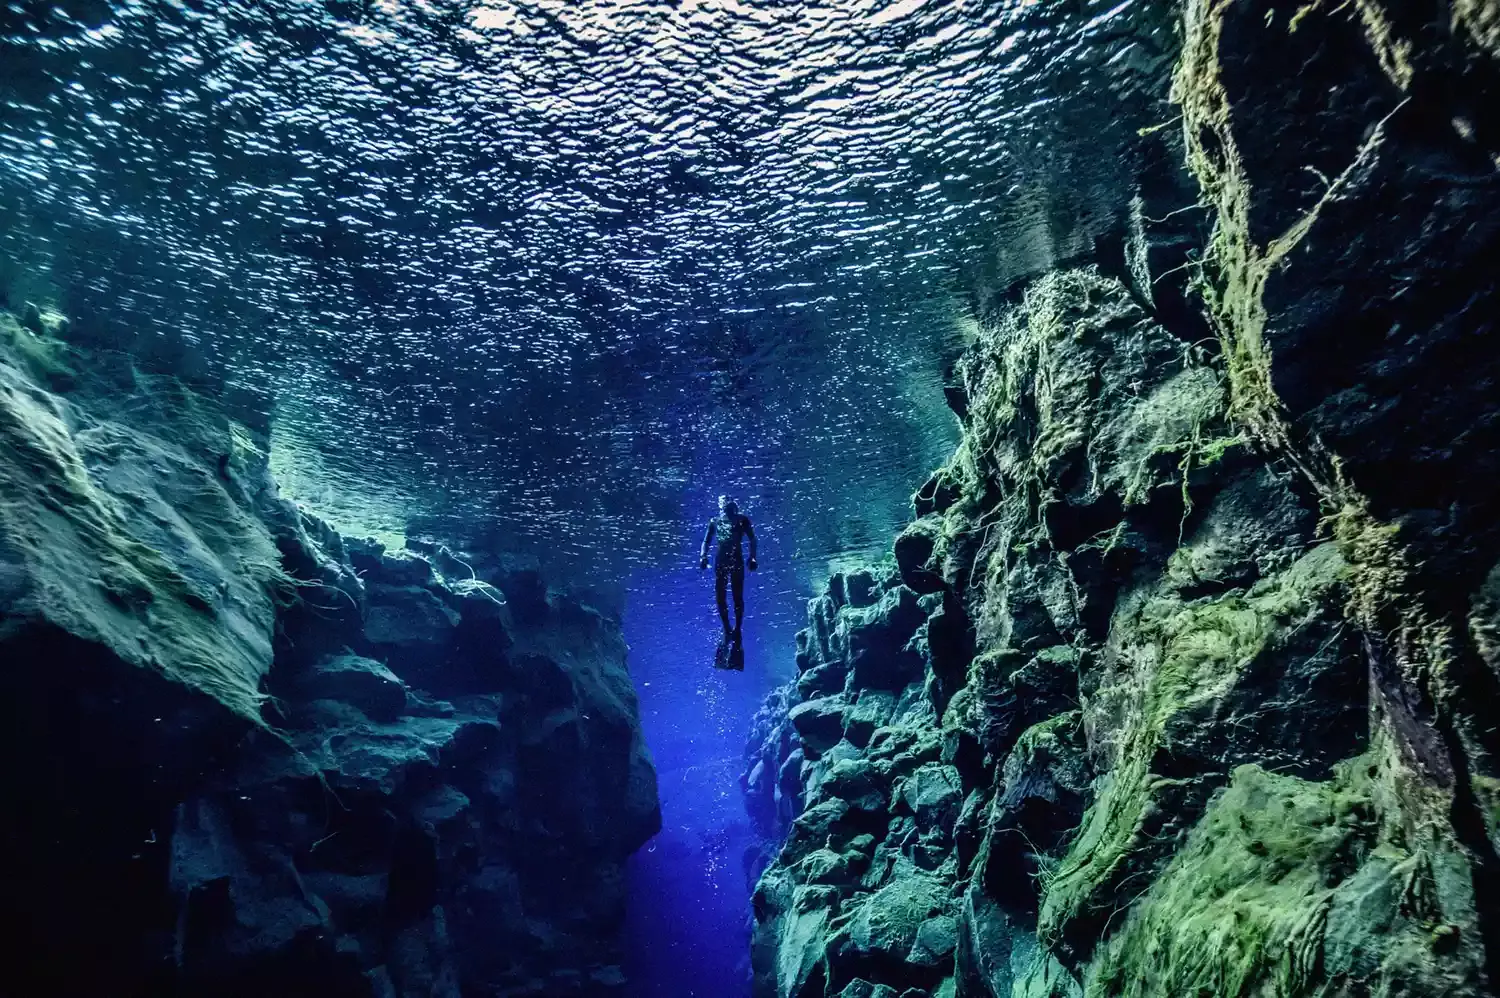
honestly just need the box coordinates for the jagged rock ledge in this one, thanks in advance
[0,306,660,997]
[748,266,1491,997]
[746,2,1500,995]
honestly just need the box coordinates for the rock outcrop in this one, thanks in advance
[748,1,1500,982]
[0,308,660,996]
[743,680,805,887]
[751,261,1490,995]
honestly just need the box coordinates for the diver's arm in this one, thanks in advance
[700,521,713,569]
[745,517,758,570]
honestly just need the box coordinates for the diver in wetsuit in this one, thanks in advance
[699,495,758,645]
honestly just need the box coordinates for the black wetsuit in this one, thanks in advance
[701,512,757,637]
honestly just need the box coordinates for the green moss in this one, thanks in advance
[943,648,1023,739]
[1039,593,1270,938]
[1322,493,1461,692]
[952,270,1235,649]
[1172,0,1288,440]
[1109,366,1227,508]
[1083,760,1377,998]
[1194,431,1248,466]
[1005,712,1089,891]
[1455,0,1500,59]
[1168,10,1486,981]
[1036,740,1168,951]
[1470,773,1500,855]
[1082,746,1479,998]
[1038,546,1348,949]
[1010,710,1083,769]
[959,270,1146,491]
[1172,0,1407,460]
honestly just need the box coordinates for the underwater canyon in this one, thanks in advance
[3,0,1500,996]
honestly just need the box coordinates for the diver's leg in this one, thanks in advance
[715,569,731,636]
[731,565,745,637]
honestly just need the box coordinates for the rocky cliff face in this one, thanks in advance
[747,2,1500,995]
[0,306,660,997]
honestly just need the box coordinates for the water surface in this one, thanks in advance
[0,0,1170,588]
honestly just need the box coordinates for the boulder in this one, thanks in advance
[843,690,896,747]
[845,874,950,962]
[909,915,959,967]
[899,763,963,835]
[292,654,408,723]
[895,517,945,594]
[846,586,927,691]
[839,981,900,998]
[790,697,849,756]
[364,585,461,648]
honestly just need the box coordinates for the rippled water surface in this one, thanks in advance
[1,0,1171,608]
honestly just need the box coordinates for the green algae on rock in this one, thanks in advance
[1086,742,1479,998]
[0,309,284,721]
[750,256,1494,996]
[747,0,1500,993]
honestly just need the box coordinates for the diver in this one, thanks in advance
[699,495,758,648]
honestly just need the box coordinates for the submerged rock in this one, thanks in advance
[292,653,410,723]
[0,335,280,721]
[0,316,661,997]
[746,17,1500,978]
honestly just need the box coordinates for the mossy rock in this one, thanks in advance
[951,269,1213,513]
[895,516,946,594]
[792,696,851,756]
[1083,755,1481,998]
[1165,465,1316,597]
[913,466,964,518]
[0,308,75,387]
[798,847,869,888]
[898,762,963,835]
[0,351,281,721]
[844,873,952,962]
[997,711,1091,821]
[838,981,900,998]
[845,690,898,747]
[1041,543,1363,957]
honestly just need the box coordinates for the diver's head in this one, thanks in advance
[719,494,738,516]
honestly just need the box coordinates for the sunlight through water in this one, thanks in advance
[0,0,1173,606]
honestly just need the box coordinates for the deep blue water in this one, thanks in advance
[622,539,800,997]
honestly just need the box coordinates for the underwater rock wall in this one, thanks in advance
[747,2,1500,995]
[0,307,660,997]
[742,680,805,887]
